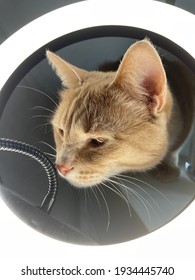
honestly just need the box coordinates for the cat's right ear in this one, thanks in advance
[46,51,88,88]
[111,40,167,114]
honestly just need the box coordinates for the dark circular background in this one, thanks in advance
[0,26,194,245]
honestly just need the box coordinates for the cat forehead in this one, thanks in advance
[86,71,114,84]
[58,70,114,101]
[58,72,114,113]
[53,66,154,136]
[53,93,111,132]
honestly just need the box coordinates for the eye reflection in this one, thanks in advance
[59,128,64,137]
[89,138,105,148]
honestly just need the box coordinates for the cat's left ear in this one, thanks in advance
[46,50,88,88]
[112,39,167,113]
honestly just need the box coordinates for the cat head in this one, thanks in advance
[46,39,172,188]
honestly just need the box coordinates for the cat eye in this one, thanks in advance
[89,138,105,148]
[58,128,64,137]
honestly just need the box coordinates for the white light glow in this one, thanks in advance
[0,0,194,271]
[0,0,195,90]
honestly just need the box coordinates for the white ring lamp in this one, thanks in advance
[0,0,195,90]
[0,0,195,254]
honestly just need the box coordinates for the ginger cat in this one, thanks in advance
[46,39,193,188]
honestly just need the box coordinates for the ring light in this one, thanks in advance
[0,0,195,90]
[0,0,194,248]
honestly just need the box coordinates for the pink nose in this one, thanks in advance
[56,164,73,176]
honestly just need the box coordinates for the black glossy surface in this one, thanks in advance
[0,31,195,244]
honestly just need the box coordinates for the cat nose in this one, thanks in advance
[56,164,74,176]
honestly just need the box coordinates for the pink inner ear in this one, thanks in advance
[143,68,165,96]
[143,75,165,112]
[141,58,167,112]
[143,76,158,95]
[127,41,167,112]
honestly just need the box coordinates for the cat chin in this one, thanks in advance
[59,168,128,188]
[58,171,107,188]
[59,165,133,188]
[69,180,98,188]
[65,177,103,188]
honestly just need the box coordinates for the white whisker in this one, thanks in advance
[96,185,110,232]
[45,86,60,100]
[117,173,170,203]
[32,122,52,132]
[91,186,102,209]
[17,85,58,107]
[84,188,88,212]
[108,177,152,223]
[37,141,56,152]
[106,179,132,217]
[129,188,152,224]
[115,175,164,214]
[44,152,56,158]
[32,105,55,115]
[30,114,51,120]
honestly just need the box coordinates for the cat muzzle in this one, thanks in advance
[56,164,74,176]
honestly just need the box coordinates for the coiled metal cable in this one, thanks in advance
[0,138,58,213]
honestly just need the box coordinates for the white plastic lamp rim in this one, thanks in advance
[0,0,195,252]
[0,0,195,90]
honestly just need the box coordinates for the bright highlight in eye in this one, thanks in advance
[89,138,105,147]
[59,128,64,136]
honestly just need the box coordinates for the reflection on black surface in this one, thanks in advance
[0,182,149,245]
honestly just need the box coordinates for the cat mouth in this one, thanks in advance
[57,168,107,188]
[71,174,105,188]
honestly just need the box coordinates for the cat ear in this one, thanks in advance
[46,50,88,88]
[112,39,167,113]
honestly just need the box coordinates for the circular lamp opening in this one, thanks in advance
[0,0,194,245]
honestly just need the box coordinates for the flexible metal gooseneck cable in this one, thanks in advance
[0,138,58,213]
